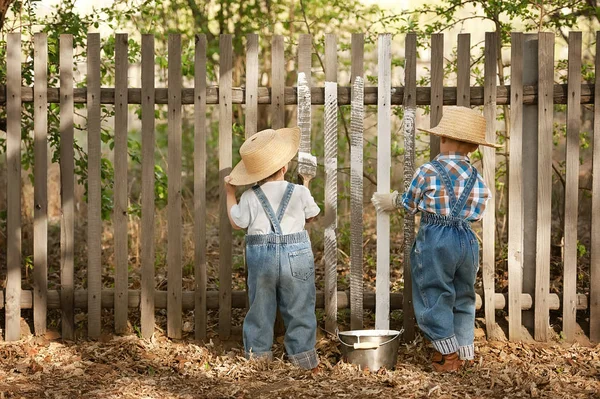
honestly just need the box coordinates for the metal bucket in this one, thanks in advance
[337,329,403,371]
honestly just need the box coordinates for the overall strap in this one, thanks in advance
[430,160,458,208]
[252,185,283,235]
[275,183,295,223]
[451,167,478,218]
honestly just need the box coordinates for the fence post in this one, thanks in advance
[402,33,417,341]
[429,34,443,160]
[521,34,539,338]
[591,31,600,343]
[375,33,391,330]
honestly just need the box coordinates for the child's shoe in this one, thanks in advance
[431,352,463,372]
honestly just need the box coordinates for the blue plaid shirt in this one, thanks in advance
[400,152,491,221]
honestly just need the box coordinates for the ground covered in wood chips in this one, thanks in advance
[0,330,598,399]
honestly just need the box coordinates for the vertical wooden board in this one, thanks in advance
[535,32,555,341]
[114,34,129,335]
[33,33,48,336]
[592,31,600,343]
[350,33,364,330]
[324,33,338,334]
[375,33,391,330]
[87,33,102,339]
[429,33,443,159]
[194,34,208,341]
[245,34,259,138]
[271,36,285,129]
[482,31,497,337]
[298,34,312,156]
[167,34,183,339]
[563,32,581,341]
[140,34,156,339]
[403,33,417,341]
[508,32,524,341]
[219,34,233,339]
[457,34,471,107]
[6,33,22,342]
[60,34,75,340]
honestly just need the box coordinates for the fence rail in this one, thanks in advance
[1,31,599,344]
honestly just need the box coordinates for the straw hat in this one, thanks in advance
[228,127,300,186]
[417,106,501,148]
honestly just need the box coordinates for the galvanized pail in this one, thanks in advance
[337,329,403,371]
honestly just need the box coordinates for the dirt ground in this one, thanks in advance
[0,325,598,399]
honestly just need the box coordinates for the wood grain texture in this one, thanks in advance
[482,31,497,338]
[402,32,417,342]
[6,33,22,342]
[375,33,391,331]
[60,34,75,340]
[592,32,600,343]
[218,34,233,339]
[114,33,129,335]
[194,34,208,341]
[562,32,581,342]
[429,33,443,159]
[323,33,338,334]
[535,32,555,341]
[140,34,156,339]
[86,33,102,339]
[167,34,183,339]
[350,33,364,331]
[297,34,312,155]
[245,34,258,138]
[271,36,285,129]
[457,34,471,107]
[33,33,48,336]
[508,32,524,341]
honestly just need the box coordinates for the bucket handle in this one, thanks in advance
[336,329,404,350]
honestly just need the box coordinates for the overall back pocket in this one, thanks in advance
[288,248,315,281]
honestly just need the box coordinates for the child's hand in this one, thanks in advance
[224,175,236,194]
[371,191,399,213]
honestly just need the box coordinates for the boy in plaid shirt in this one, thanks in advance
[372,106,500,372]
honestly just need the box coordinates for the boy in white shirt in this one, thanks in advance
[224,127,320,370]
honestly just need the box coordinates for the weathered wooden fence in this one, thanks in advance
[1,31,599,344]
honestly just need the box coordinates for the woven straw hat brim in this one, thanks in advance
[418,127,502,148]
[228,127,300,186]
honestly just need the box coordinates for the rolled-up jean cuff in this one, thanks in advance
[431,335,459,355]
[458,344,474,360]
[245,350,273,361]
[288,349,319,369]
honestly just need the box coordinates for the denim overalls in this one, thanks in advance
[243,182,319,369]
[410,160,479,360]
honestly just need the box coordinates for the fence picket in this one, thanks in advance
[219,34,234,339]
[375,33,391,330]
[350,33,365,330]
[535,32,555,341]
[482,32,498,338]
[194,34,208,341]
[457,34,470,107]
[6,33,22,342]
[114,33,129,335]
[141,34,156,339]
[403,32,417,341]
[430,33,443,160]
[87,33,102,339]
[592,31,600,343]
[298,34,313,186]
[508,32,524,341]
[33,33,48,336]
[324,33,338,334]
[271,36,285,129]
[167,34,183,339]
[245,34,259,138]
[60,34,75,340]
[563,32,582,341]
